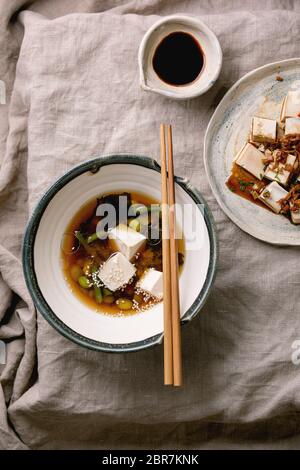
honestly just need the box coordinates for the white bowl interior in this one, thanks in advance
[34,163,210,344]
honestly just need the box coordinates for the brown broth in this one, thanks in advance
[61,191,185,316]
[226,163,272,211]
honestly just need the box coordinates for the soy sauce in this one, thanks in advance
[152,31,204,86]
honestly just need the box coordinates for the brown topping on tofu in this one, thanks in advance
[230,117,300,223]
[279,184,300,214]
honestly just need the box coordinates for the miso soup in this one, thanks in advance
[61,191,184,316]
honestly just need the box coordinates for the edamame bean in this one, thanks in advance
[70,264,82,281]
[116,298,133,310]
[78,276,91,289]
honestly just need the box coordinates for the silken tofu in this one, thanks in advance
[264,154,296,186]
[258,181,288,213]
[98,252,136,291]
[280,90,300,121]
[137,269,163,300]
[235,143,265,180]
[109,224,146,260]
[285,117,300,135]
[251,116,277,143]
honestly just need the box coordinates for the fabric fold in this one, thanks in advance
[1,0,300,450]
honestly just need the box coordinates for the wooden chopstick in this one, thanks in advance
[160,124,173,385]
[167,125,182,387]
[160,124,182,387]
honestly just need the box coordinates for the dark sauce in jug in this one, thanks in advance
[152,31,204,86]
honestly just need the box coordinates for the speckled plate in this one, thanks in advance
[204,58,300,245]
[23,155,217,353]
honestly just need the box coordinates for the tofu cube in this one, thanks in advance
[280,90,300,121]
[258,181,288,213]
[264,154,296,186]
[290,206,300,224]
[109,224,146,260]
[285,117,300,135]
[235,143,266,180]
[137,269,163,300]
[251,116,277,143]
[98,252,136,291]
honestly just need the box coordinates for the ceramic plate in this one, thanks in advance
[23,155,217,352]
[204,58,300,245]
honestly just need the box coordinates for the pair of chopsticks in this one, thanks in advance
[160,124,182,387]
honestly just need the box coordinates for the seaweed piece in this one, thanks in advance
[97,192,132,228]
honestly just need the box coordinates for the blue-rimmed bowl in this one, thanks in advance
[22,155,217,352]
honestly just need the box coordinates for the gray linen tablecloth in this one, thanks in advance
[1,0,300,450]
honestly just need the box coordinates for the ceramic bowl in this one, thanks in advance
[23,155,217,352]
[138,15,222,100]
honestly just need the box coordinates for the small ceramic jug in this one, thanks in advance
[138,15,222,100]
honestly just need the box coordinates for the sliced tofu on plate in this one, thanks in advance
[258,181,288,214]
[280,90,300,121]
[251,116,277,143]
[235,143,266,180]
[264,154,296,186]
[285,117,300,135]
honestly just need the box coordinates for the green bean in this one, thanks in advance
[74,231,94,255]
[94,286,103,304]
[74,231,87,245]
[87,231,107,244]
[78,275,91,289]
[87,233,98,244]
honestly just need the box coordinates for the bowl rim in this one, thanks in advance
[138,14,223,100]
[22,154,218,353]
